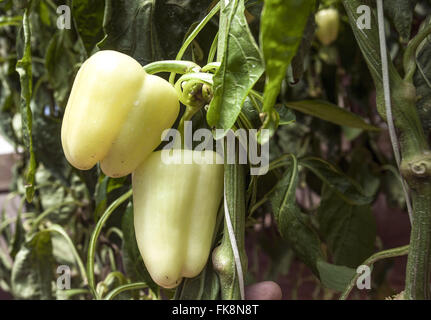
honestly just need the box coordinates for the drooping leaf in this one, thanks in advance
[383,0,417,44]
[72,0,105,55]
[207,0,264,137]
[45,30,80,108]
[11,231,54,299]
[269,155,323,276]
[300,157,373,206]
[35,167,79,224]
[276,104,296,126]
[284,100,380,131]
[317,260,356,292]
[258,0,316,143]
[318,186,376,268]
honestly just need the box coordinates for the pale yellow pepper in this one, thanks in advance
[61,50,180,177]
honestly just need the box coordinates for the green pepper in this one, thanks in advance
[132,149,224,288]
[315,8,340,46]
[61,50,180,177]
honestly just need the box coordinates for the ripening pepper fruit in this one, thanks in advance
[132,149,224,288]
[315,8,340,46]
[61,50,180,178]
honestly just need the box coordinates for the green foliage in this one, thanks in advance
[1,0,429,301]
[206,0,264,136]
[270,155,324,276]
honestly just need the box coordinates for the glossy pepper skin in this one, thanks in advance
[132,150,224,288]
[315,8,340,46]
[61,50,180,177]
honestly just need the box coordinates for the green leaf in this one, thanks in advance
[317,260,356,292]
[32,86,70,181]
[10,204,25,259]
[121,203,158,293]
[72,0,105,55]
[35,167,78,224]
[45,30,80,107]
[258,0,315,141]
[284,100,380,131]
[11,231,54,299]
[206,0,264,136]
[98,0,213,64]
[16,7,36,203]
[318,186,377,268]
[240,97,263,130]
[383,0,416,44]
[269,155,323,276]
[300,157,373,206]
[174,260,220,300]
[38,0,51,27]
[276,104,296,125]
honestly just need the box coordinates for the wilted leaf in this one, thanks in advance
[11,231,54,299]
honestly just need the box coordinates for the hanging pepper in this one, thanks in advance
[61,50,180,177]
[132,149,224,288]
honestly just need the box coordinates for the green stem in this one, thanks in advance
[405,183,431,299]
[212,160,247,300]
[340,245,409,300]
[403,22,431,82]
[103,282,148,300]
[87,189,133,299]
[143,60,200,75]
[169,2,221,84]
[177,108,200,146]
[45,225,88,286]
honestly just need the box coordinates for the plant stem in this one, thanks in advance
[212,160,247,300]
[143,60,200,75]
[169,2,221,84]
[87,189,133,299]
[405,184,431,299]
[403,22,431,82]
[103,282,148,300]
[340,245,409,300]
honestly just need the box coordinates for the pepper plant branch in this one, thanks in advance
[213,160,247,300]
[344,0,431,300]
[143,60,200,75]
[339,245,409,300]
[103,282,148,300]
[87,189,133,299]
[375,0,413,224]
[403,22,431,83]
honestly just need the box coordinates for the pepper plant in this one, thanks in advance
[1,0,431,300]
